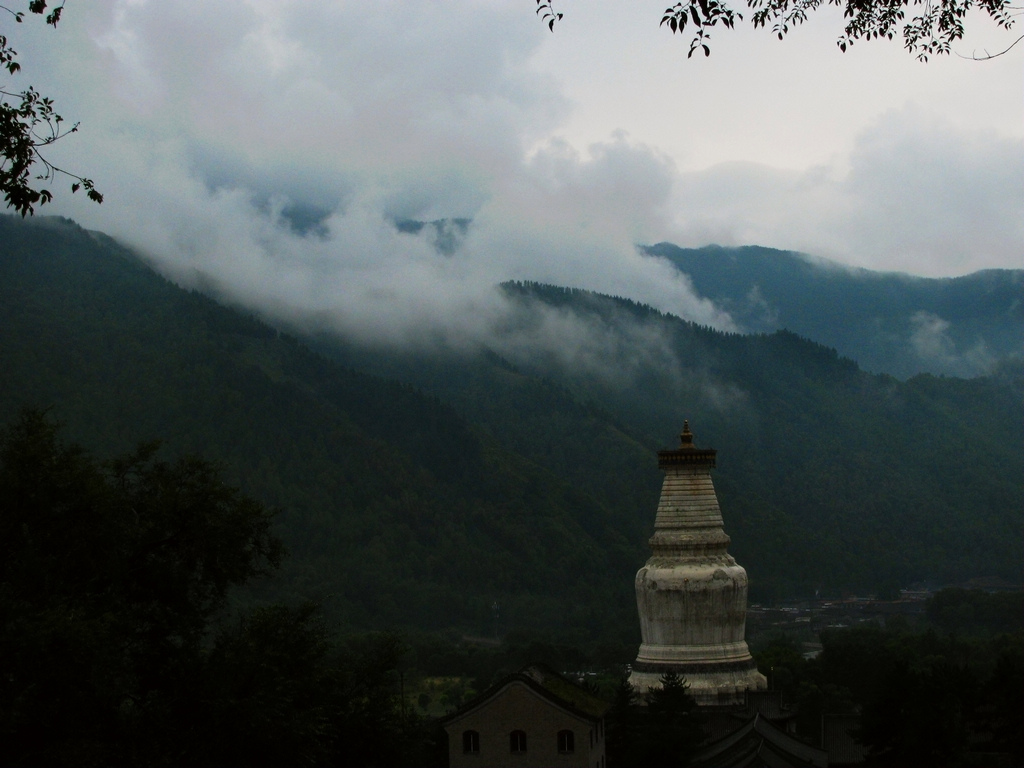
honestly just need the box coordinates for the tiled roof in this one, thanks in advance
[691,714,830,768]
[822,713,867,765]
[440,664,610,725]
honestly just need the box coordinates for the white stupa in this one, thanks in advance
[628,421,767,705]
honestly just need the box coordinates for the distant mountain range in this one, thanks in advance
[643,243,1023,379]
[2,216,1020,644]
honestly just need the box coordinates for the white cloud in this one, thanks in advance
[7,0,1020,362]
[909,311,996,374]
[838,108,1024,275]
[664,108,1024,276]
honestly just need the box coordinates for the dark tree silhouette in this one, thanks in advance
[0,407,428,766]
[0,407,284,763]
[605,678,643,768]
[641,672,702,767]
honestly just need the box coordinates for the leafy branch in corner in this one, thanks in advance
[539,0,1019,61]
[663,0,741,57]
[957,2,1024,57]
[1,1,102,216]
[536,0,563,31]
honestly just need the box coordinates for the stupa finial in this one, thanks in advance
[659,420,715,468]
[680,420,694,447]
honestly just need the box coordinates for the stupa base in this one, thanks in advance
[628,659,767,707]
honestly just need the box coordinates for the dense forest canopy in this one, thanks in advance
[2,409,1018,767]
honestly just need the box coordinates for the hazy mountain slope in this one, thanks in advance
[311,340,665,548]
[2,216,1020,642]
[0,216,640,639]
[500,283,1022,597]
[317,282,1023,599]
[545,284,1021,593]
[644,243,1024,379]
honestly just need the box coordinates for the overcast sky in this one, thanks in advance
[12,0,1023,344]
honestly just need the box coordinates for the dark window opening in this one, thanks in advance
[510,730,527,753]
[463,730,480,754]
[558,729,575,754]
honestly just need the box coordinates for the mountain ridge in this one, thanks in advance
[643,242,1023,379]
[1,215,1020,641]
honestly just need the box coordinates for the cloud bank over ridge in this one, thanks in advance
[13,0,1022,356]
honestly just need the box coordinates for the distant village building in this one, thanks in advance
[628,421,767,705]
[441,665,610,768]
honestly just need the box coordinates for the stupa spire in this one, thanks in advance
[680,420,693,447]
[628,421,766,705]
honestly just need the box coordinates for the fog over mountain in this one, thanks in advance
[644,243,1024,379]
[11,1,1020,352]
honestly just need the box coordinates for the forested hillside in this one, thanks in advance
[644,242,1024,379]
[0,216,640,640]
[1,216,1020,644]
[320,282,1024,601]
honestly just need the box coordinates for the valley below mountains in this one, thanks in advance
[1,215,1020,644]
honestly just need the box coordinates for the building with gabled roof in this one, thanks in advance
[440,665,610,768]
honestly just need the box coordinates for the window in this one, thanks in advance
[462,730,480,754]
[510,730,527,753]
[557,730,575,754]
